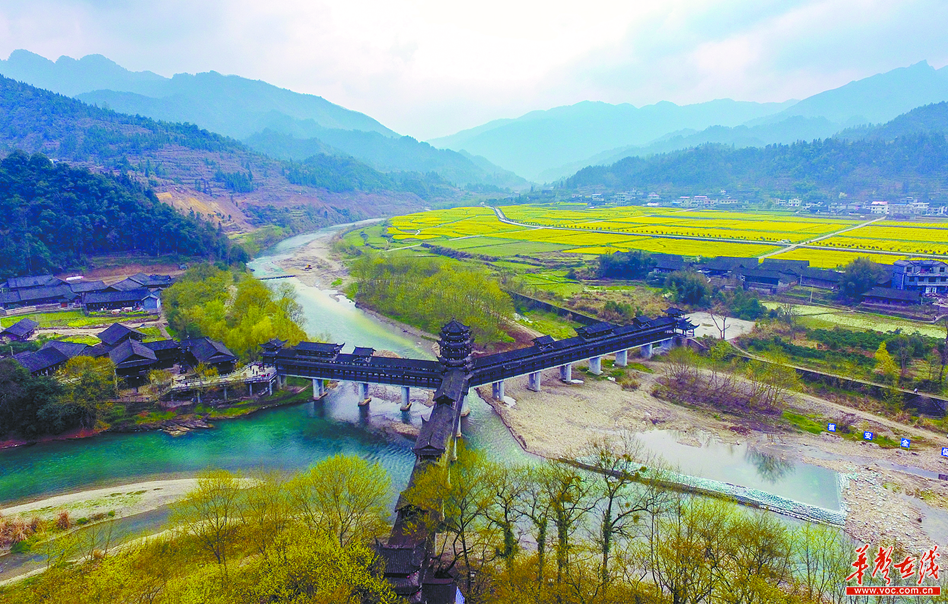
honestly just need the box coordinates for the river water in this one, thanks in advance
[0,224,840,511]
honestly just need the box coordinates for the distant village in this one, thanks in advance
[650,256,948,306]
[572,190,948,216]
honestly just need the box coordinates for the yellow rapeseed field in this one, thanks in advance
[386,204,948,263]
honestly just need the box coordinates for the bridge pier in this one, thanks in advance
[312,378,327,400]
[527,371,541,392]
[615,349,628,367]
[588,356,602,375]
[222,387,227,401]
[460,395,471,417]
[358,382,371,406]
[641,343,653,359]
[559,364,572,382]
[400,386,412,411]
[492,380,505,400]
[267,380,273,396]
[249,383,254,397]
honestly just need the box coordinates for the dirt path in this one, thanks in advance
[758,215,887,259]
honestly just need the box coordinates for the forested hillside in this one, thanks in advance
[0,76,457,235]
[839,102,948,141]
[565,133,948,202]
[0,152,243,278]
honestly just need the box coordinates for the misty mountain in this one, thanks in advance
[0,49,165,97]
[244,129,527,189]
[537,116,843,182]
[1,50,523,190]
[837,102,948,141]
[749,61,948,127]
[434,61,948,183]
[0,49,396,138]
[0,75,453,228]
[428,99,797,181]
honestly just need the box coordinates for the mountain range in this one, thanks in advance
[432,61,948,182]
[564,102,948,202]
[0,50,523,189]
[0,74,454,235]
[4,49,948,194]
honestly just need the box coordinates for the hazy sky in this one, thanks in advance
[1,0,947,139]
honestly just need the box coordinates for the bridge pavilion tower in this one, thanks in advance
[438,319,473,373]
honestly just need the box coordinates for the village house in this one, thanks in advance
[81,288,161,313]
[797,267,843,290]
[180,337,238,375]
[891,259,948,296]
[0,318,38,342]
[739,268,797,294]
[862,287,922,306]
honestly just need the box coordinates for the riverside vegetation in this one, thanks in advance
[162,264,308,359]
[5,445,944,604]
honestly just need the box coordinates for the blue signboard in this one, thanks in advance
[942,447,948,458]
[827,423,836,432]
[900,438,910,449]
[863,431,874,441]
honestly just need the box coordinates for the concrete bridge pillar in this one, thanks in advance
[312,378,327,400]
[588,356,602,375]
[249,383,254,397]
[492,380,505,400]
[641,343,653,359]
[559,364,572,382]
[661,339,673,352]
[400,386,412,411]
[223,387,227,401]
[527,371,542,392]
[358,382,371,406]
[460,395,471,417]
[615,349,628,367]
[267,380,273,396]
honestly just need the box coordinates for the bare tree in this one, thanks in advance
[173,469,244,581]
[708,306,730,340]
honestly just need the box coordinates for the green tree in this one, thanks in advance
[290,454,391,548]
[665,270,712,306]
[235,532,399,604]
[874,342,900,385]
[840,257,888,300]
[402,443,495,594]
[173,469,245,581]
[56,356,117,429]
